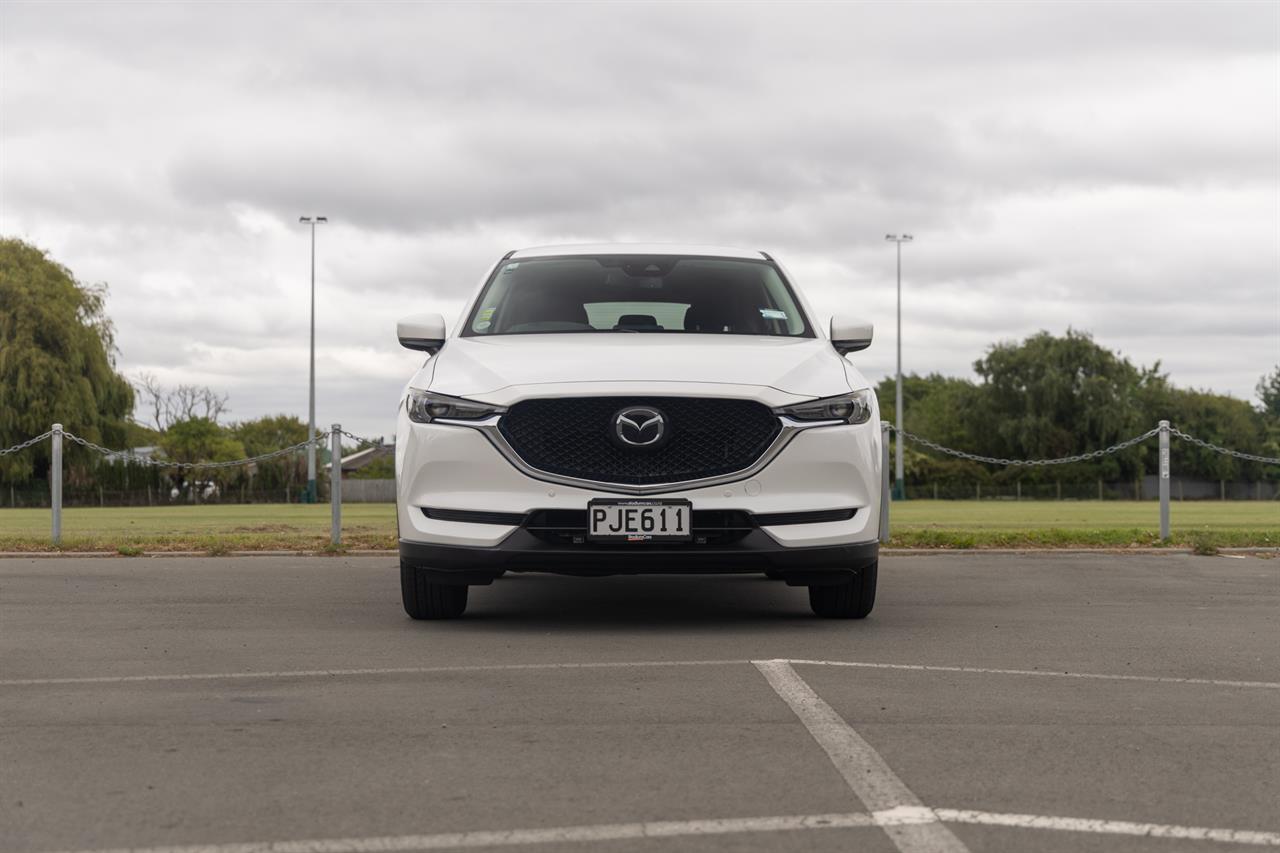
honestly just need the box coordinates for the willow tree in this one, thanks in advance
[0,238,134,483]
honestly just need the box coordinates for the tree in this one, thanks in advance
[161,418,246,464]
[0,238,134,483]
[1257,366,1280,418]
[1163,388,1270,481]
[160,417,247,494]
[876,373,982,448]
[1256,367,1280,464]
[876,373,990,487]
[134,372,229,430]
[969,329,1165,480]
[882,330,1275,484]
[232,415,310,491]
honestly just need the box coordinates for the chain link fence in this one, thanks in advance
[876,420,1279,543]
[1,423,384,545]
[885,423,1279,501]
[889,426,1165,467]
[1166,427,1280,465]
[0,431,55,458]
[2,419,1276,547]
[60,430,326,470]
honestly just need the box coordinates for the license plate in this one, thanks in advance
[588,499,692,542]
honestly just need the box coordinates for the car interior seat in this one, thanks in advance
[613,314,662,331]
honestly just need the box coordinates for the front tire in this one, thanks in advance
[401,560,468,619]
[809,561,877,619]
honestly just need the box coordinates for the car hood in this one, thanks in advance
[420,334,864,402]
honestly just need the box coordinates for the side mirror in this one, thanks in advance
[397,313,447,353]
[830,315,873,355]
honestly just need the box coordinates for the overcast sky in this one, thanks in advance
[2,1,1277,441]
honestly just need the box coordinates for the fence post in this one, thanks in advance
[51,423,62,545]
[330,424,342,546]
[879,423,890,545]
[1158,420,1170,539]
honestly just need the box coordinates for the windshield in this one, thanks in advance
[463,255,813,337]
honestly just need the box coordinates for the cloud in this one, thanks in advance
[1,0,1277,440]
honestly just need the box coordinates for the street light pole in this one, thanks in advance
[885,234,913,501]
[299,215,327,504]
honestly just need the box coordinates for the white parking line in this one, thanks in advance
[34,809,1280,853]
[755,660,970,853]
[935,809,1280,846]
[6,657,1277,689]
[0,659,748,687]
[787,658,1280,690]
[37,814,878,853]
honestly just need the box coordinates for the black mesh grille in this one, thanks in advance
[498,397,781,485]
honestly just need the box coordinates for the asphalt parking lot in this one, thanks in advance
[1,553,1277,853]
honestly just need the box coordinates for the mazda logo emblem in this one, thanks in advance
[612,406,668,449]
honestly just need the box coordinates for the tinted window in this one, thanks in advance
[464,256,812,337]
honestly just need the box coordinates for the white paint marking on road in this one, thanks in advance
[5,657,1277,691]
[936,808,1280,846]
[37,813,877,853]
[31,809,1280,853]
[754,660,970,853]
[0,659,749,688]
[785,658,1280,690]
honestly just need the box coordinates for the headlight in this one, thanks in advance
[776,390,873,425]
[406,389,505,423]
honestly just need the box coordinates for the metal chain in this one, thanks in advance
[886,424,1162,467]
[14,422,1276,470]
[3,427,385,468]
[0,430,54,457]
[1168,427,1280,465]
[339,429,384,446]
[60,430,324,470]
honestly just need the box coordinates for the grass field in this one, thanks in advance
[0,504,397,553]
[888,500,1277,550]
[0,500,1274,553]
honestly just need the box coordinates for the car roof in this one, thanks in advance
[508,243,769,260]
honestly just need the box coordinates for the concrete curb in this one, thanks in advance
[880,547,1200,556]
[0,549,400,559]
[883,546,1277,556]
[0,547,1274,559]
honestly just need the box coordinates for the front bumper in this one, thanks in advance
[395,385,883,584]
[399,533,879,586]
[396,415,883,548]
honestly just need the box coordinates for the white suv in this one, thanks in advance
[395,245,882,619]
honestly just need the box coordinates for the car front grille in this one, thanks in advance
[497,397,782,486]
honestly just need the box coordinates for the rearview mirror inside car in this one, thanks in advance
[397,313,447,353]
[830,315,873,355]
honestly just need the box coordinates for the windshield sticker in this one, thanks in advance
[503,263,519,272]
[759,308,788,320]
